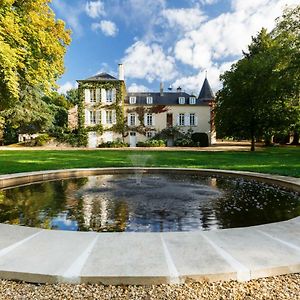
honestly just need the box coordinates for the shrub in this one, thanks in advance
[34,134,51,146]
[137,139,165,147]
[98,139,129,148]
[174,137,193,147]
[191,132,209,147]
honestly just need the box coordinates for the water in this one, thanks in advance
[0,174,299,232]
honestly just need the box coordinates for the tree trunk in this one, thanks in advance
[291,131,299,145]
[251,136,255,151]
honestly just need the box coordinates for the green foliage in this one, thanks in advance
[98,139,129,148]
[137,139,166,147]
[33,134,51,146]
[215,9,300,151]
[65,88,79,107]
[3,123,18,145]
[49,127,87,147]
[86,124,103,135]
[154,126,183,140]
[191,133,209,147]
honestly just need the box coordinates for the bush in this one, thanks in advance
[137,139,165,147]
[34,134,51,146]
[174,137,193,147]
[98,139,129,148]
[49,127,88,147]
[191,132,209,147]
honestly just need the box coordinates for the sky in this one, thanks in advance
[51,0,299,95]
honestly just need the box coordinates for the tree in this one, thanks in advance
[65,88,79,107]
[272,5,300,144]
[215,6,300,150]
[0,0,71,130]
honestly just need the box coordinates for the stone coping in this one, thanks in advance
[0,168,299,285]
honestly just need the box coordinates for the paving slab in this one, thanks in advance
[161,232,237,282]
[81,233,171,285]
[203,226,300,280]
[0,224,41,250]
[0,229,97,283]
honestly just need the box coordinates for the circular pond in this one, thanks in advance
[0,172,299,232]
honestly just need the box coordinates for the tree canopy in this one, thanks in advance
[215,5,300,150]
[0,0,71,131]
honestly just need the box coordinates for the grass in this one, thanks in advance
[0,146,299,177]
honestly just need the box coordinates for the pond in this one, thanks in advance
[0,173,299,232]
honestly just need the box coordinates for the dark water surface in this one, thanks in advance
[0,174,299,232]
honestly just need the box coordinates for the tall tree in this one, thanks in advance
[215,6,300,150]
[0,0,71,130]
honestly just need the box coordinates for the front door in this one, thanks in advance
[167,113,173,127]
[129,132,137,147]
[88,132,98,148]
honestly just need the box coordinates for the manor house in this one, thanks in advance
[75,64,215,147]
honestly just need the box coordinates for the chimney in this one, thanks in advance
[118,63,124,81]
[160,82,164,96]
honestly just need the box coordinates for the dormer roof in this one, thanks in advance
[77,73,118,82]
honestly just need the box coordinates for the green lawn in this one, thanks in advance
[0,146,299,177]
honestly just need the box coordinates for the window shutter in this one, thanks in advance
[144,114,147,126]
[112,110,117,124]
[176,114,179,126]
[185,113,190,126]
[96,88,101,102]
[101,89,106,103]
[112,88,116,102]
[127,114,131,126]
[85,109,90,125]
[152,114,155,126]
[84,89,90,103]
[195,115,198,126]
[101,110,106,125]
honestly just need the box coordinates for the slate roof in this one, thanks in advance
[77,73,119,82]
[198,78,214,101]
[125,92,209,106]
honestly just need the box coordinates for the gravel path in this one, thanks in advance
[0,274,299,300]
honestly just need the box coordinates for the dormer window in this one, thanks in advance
[189,97,196,105]
[178,97,185,104]
[146,96,153,104]
[129,96,136,104]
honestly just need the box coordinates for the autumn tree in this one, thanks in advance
[0,0,71,132]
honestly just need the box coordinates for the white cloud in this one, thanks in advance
[172,60,236,94]
[92,20,118,37]
[51,0,84,35]
[85,0,105,18]
[162,8,207,31]
[127,83,150,92]
[122,41,177,83]
[58,82,78,95]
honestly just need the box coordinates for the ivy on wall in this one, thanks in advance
[77,80,169,143]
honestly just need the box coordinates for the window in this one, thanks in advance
[129,113,136,126]
[179,113,185,126]
[189,97,196,105]
[146,131,155,138]
[90,89,96,103]
[106,89,113,103]
[146,113,153,126]
[178,97,185,104]
[90,110,96,124]
[129,96,136,104]
[146,96,153,104]
[190,113,196,126]
[106,110,113,124]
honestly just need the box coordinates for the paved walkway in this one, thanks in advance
[0,168,299,285]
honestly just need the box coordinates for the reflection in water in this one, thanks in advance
[0,174,299,232]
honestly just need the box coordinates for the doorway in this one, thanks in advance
[129,132,137,147]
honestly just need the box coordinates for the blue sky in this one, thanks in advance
[51,0,298,95]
